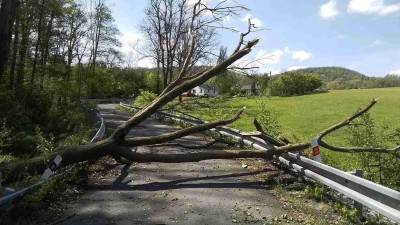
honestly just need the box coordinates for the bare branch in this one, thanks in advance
[253,118,287,146]
[318,98,378,140]
[233,19,252,54]
[317,98,400,157]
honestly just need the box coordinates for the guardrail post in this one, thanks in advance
[239,138,244,149]
[354,169,364,218]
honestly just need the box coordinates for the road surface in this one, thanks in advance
[57,104,294,225]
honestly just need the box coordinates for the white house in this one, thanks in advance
[188,84,219,97]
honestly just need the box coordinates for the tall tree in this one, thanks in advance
[15,0,32,88]
[86,0,120,96]
[8,3,19,88]
[0,0,18,83]
[64,1,87,79]
[139,0,218,89]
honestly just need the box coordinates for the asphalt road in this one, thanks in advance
[56,104,293,225]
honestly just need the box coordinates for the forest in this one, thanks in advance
[0,0,164,161]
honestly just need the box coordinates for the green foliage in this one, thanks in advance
[4,164,87,224]
[207,46,243,96]
[208,71,243,96]
[305,185,328,201]
[257,74,271,96]
[33,127,54,155]
[144,71,159,94]
[305,185,359,222]
[269,71,322,96]
[133,90,157,107]
[255,101,280,137]
[0,120,11,150]
[297,67,367,83]
[346,112,400,189]
[176,88,400,189]
[329,202,359,222]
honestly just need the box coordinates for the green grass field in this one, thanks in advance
[178,88,400,171]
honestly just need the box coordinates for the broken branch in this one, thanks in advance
[317,98,400,157]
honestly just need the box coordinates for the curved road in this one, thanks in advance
[57,104,293,225]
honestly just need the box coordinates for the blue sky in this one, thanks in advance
[110,0,400,77]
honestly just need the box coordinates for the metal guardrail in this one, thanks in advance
[278,153,400,222]
[0,106,106,206]
[120,103,400,223]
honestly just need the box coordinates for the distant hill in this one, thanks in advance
[292,66,368,83]
[276,67,400,90]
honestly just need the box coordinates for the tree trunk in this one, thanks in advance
[30,2,43,86]
[0,0,18,83]
[40,14,54,88]
[16,21,28,87]
[8,8,19,89]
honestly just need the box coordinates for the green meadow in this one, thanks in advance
[178,88,400,171]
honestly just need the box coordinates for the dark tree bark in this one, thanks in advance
[0,0,18,83]
[8,4,18,88]
[30,0,44,86]
[15,18,28,87]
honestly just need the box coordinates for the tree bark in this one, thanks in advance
[8,5,19,88]
[0,0,18,83]
[16,20,28,87]
[30,0,44,86]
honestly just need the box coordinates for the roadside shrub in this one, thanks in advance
[0,120,11,150]
[346,112,400,189]
[255,101,280,137]
[133,90,157,107]
[269,72,322,96]
[33,127,54,156]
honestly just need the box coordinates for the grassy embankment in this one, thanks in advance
[177,88,400,171]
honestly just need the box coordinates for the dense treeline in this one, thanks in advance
[295,67,400,90]
[268,71,322,96]
[0,0,159,158]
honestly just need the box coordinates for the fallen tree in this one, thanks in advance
[1,1,399,184]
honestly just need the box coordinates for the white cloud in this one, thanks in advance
[242,13,262,27]
[284,46,291,54]
[390,69,400,75]
[337,34,347,39]
[270,69,283,75]
[120,30,143,53]
[348,0,400,16]
[292,50,312,61]
[136,58,154,68]
[319,0,340,20]
[372,39,383,46]
[288,66,307,71]
[120,31,156,68]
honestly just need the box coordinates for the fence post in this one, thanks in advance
[354,169,364,218]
